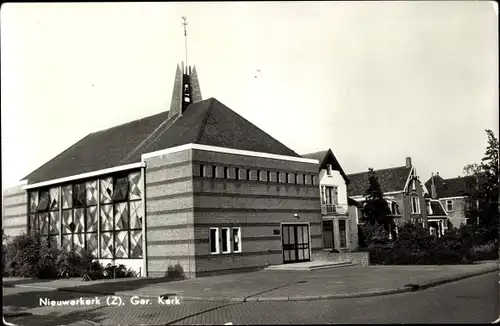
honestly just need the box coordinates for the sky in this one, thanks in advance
[1,1,498,189]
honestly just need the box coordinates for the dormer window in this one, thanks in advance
[326,164,333,176]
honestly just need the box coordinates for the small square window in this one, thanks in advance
[446,200,453,212]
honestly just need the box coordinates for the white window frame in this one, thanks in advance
[232,227,242,253]
[326,164,333,176]
[221,227,231,254]
[446,200,454,212]
[411,196,420,214]
[209,228,220,254]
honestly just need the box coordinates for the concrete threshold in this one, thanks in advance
[265,261,353,271]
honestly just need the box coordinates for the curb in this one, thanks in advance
[412,267,498,291]
[12,267,498,303]
[3,312,33,318]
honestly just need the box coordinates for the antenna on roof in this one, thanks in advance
[181,16,188,68]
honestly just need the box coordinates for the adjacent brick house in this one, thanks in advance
[302,149,359,252]
[2,63,323,278]
[346,157,429,230]
[424,173,477,229]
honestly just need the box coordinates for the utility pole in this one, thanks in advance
[181,16,188,68]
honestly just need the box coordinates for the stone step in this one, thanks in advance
[265,261,353,271]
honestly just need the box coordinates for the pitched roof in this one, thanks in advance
[346,166,412,197]
[24,98,300,184]
[424,175,477,199]
[302,149,349,184]
[427,199,447,217]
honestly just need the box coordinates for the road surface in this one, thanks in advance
[4,271,499,325]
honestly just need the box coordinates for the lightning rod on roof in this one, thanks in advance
[181,16,188,68]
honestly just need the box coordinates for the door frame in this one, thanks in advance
[280,222,312,264]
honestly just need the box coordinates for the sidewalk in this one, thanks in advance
[3,261,498,302]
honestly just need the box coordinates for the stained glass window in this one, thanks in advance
[128,172,142,201]
[100,177,113,204]
[86,181,98,206]
[29,191,38,213]
[37,191,49,212]
[73,183,86,207]
[86,206,98,232]
[49,187,59,211]
[40,212,50,235]
[49,211,60,235]
[112,176,129,201]
[27,169,143,259]
[62,185,73,209]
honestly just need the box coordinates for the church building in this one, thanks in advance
[2,62,324,277]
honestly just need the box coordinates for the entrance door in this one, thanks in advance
[282,224,310,264]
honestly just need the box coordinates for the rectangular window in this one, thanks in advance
[258,170,262,181]
[326,164,333,176]
[246,169,251,180]
[232,227,241,253]
[236,168,241,180]
[446,200,453,212]
[212,165,217,178]
[411,197,420,214]
[224,167,229,179]
[294,173,298,184]
[200,164,205,177]
[210,228,219,254]
[221,227,231,253]
[412,179,416,190]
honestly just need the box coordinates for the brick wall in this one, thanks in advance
[2,183,28,239]
[191,149,321,275]
[144,149,196,278]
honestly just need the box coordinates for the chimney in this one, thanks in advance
[405,157,412,168]
[431,172,437,199]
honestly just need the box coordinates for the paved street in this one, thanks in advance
[4,271,499,325]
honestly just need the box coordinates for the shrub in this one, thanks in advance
[37,239,60,279]
[473,242,499,261]
[56,249,81,278]
[4,234,42,277]
[165,262,185,279]
[103,262,135,279]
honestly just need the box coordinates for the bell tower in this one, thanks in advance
[168,17,202,119]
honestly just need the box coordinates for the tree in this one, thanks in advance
[463,129,499,230]
[361,168,394,244]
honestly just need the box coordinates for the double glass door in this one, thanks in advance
[282,224,310,264]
